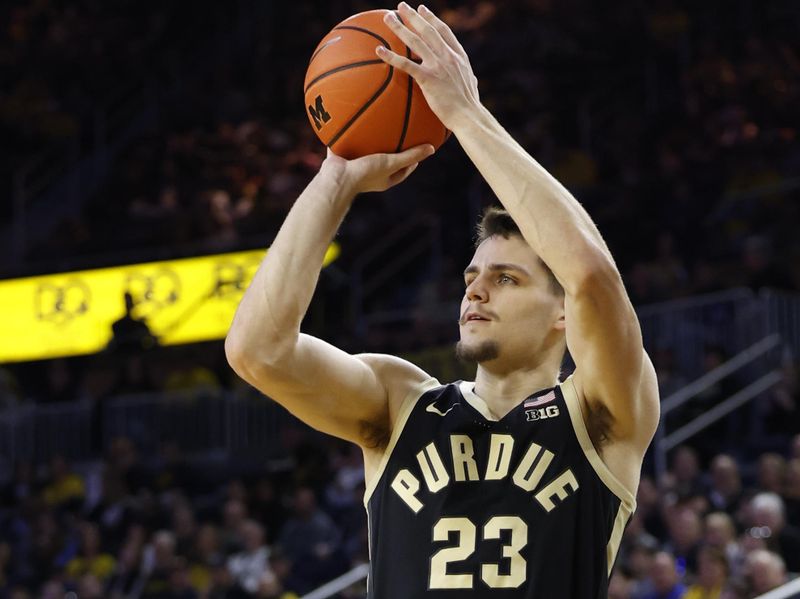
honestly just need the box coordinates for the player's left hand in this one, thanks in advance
[377,2,481,133]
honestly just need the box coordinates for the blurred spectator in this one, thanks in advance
[637,477,667,540]
[38,580,66,599]
[756,453,786,495]
[609,571,636,599]
[64,521,115,584]
[324,443,364,514]
[186,524,223,596]
[664,504,703,574]
[684,545,729,599]
[226,520,279,597]
[41,455,84,510]
[88,469,134,550]
[168,561,200,599]
[707,455,743,515]
[743,549,787,596]
[107,292,159,354]
[249,476,287,544]
[638,551,687,599]
[220,499,248,555]
[172,502,198,559]
[664,446,706,499]
[77,573,105,599]
[106,537,145,599]
[748,492,800,572]
[277,486,343,592]
[626,537,659,598]
[703,512,744,578]
[277,487,340,563]
[140,530,180,598]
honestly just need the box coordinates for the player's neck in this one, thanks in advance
[473,365,559,419]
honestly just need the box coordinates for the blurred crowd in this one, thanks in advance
[610,441,800,599]
[2,0,800,597]
[1,435,799,598]
[6,0,799,305]
[0,434,366,599]
[1,0,179,184]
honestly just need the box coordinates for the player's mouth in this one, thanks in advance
[460,311,492,325]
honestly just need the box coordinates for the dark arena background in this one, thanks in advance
[1,0,799,597]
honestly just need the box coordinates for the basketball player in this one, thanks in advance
[226,3,660,597]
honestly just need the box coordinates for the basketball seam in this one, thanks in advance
[328,64,394,150]
[308,25,391,68]
[333,25,391,49]
[309,35,342,64]
[304,59,384,95]
[395,12,414,153]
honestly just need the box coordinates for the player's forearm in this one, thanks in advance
[453,104,617,291]
[226,167,355,365]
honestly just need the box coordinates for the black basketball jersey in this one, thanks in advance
[364,375,635,599]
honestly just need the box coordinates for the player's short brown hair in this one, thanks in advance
[475,206,564,296]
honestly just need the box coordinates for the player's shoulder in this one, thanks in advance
[356,352,431,383]
[357,353,441,475]
[356,353,439,414]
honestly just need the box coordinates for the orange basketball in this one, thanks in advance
[304,9,449,159]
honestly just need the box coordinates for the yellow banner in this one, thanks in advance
[0,245,340,363]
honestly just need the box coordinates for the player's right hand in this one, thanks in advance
[321,144,434,195]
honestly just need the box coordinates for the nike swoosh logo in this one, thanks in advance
[426,402,456,417]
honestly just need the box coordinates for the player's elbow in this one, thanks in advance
[224,331,249,376]
[225,325,294,381]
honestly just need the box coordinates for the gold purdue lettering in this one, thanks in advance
[390,434,579,513]
[535,469,580,512]
[451,435,480,482]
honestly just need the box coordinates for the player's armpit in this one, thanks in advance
[226,333,430,447]
[565,263,660,450]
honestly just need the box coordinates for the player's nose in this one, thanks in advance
[465,277,488,303]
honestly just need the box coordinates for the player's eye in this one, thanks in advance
[498,274,515,284]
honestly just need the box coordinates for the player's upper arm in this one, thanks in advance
[565,258,660,449]
[225,333,430,447]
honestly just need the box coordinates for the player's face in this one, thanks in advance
[458,235,564,368]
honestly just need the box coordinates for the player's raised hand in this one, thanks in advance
[322,144,435,195]
[377,2,481,132]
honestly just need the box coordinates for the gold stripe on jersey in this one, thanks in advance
[458,381,500,421]
[559,375,635,575]
[363,377,442,506]
[606,502,630,576]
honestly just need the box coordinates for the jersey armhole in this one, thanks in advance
[559,375,637,513]
[363,377,441,506]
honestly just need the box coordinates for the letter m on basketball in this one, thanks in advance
[308,95,331,130]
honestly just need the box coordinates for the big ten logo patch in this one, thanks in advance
[34,279,91,326]
[525,405,560,422]
[124,269,181,318]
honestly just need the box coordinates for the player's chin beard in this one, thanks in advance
[455,340,500,363]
